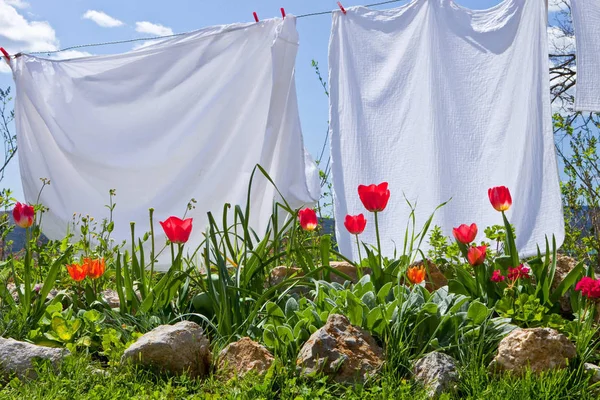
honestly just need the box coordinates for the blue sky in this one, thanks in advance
[0,0,570,202]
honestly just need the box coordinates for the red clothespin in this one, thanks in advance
[337,2,347,14]
[280,8,286,18]
[0,47,10,65]
[253,12,259,22]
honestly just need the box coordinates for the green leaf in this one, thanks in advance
[366,307,383,331]
[263,325,276,348]
[467,301,489,325]
[502,212,520,269]
[550,262,585,303]
[361,291,377,309]
[285,298,299,319]
[265,301,285,320]
[376,282,393,303]
[276,325,294,343]
[83,309,102,324]
[448,279,469,297]
[454,267,477,296]
[34,247,73,317]
[51,316,81,342]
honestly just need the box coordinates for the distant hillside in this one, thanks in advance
[1,211,48,253]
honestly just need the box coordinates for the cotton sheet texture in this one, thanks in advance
[329,0,564,261]
[13,17,320,267]
[571,0,600,112]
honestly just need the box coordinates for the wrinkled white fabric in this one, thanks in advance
[329,0,564,261]
[571,0,600,111]
[13,16,320,268]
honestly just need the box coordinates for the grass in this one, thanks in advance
[0,354,597,400]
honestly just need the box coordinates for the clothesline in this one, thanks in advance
[5,0,403,57]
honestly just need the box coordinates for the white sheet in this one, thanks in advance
[571,0,600,112]
[12,16,320,268]
[329,0,564,261]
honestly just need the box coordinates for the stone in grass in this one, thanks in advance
[121,321,211,378]
[217,337,274,380]
[584,363,600,384]
[0,337,70,380]
[413,351,458,398]
[297,314,384,385]
[489,328,577,375]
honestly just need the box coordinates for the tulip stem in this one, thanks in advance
[149,208,155,285]
[374,211,383,281]
[355,234,363,278]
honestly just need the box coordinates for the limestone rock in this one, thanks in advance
[584,363,600,384]
[0,337,70,379]
[121,321,211,377]
[296,314,384,384]
[217,337,274,380]
[101,289,121,308]
[269,266,304,287]
[489,328,576,375]
[413,352,458,398]
[329,261,359,284]
[551,254,578,313]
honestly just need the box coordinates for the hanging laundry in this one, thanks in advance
[12,16,320,268]
[571,0,600,112]
[329,0,564,261]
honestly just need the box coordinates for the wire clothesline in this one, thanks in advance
[12,0,403,56]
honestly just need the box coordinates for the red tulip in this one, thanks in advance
[13,202,34,229]
[358,182,390,212]
[488,186,512,212]
[66,263,87,282]
[344,214,367,235]
[160,216,193,244]
[467,245,487,266]
[452,223,477,244]
[298,208,318,231]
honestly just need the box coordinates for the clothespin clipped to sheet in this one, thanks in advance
[337,2,347,14]
[253,12,259,22]
[0,47,10,65]
[280,8,286,18]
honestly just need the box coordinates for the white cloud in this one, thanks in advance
[135,21,173,36]
[83,10,124,28]
[0,1,58,53]
[5,0,28,8]
[0,1,92,73]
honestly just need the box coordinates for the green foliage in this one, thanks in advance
[386,285,515,373]
[554,112,600,268]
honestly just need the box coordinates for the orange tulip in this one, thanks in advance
[407,266,426,285]
[66,263,87,282]
[86,258,106,279]
[467,245,487,266]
